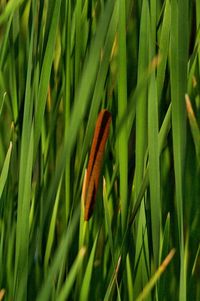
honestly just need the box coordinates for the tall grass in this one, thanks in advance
[0,0,200,300]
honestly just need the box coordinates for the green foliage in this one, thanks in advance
[0,0,199,300]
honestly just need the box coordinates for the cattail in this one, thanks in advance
[84,109,112,221]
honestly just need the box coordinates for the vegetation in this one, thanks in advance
[0,0,199,300]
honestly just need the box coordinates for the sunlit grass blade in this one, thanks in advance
[0,0,24,25]
[0,142,12,198]
[136,249,176,301]
[126,253,134,300]
[185,94,200,165]
[192,244,200,275]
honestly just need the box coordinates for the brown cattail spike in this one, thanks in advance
[84,109,112,221]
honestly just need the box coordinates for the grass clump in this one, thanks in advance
[0,0,200,300]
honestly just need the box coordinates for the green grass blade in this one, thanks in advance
[148,6,161,267]
[148,70,161,267]
[75,0,82,86]
[44,180,62,270]
[0,0,24,25]
[79,233,99,301]
[14,4,36,296]
[158,213,171,299]
[170,0,188,299]
[157,0,171,102]
[118,0,128,232]
[126,253,134,300]
[57,247,86,301]
[135,0,149,196]
[0,142,12,198]
[64,0,72,223]
[14,126,34,300]
[196,0,200,27]
[134,1,150,295]
[129,103,171,226]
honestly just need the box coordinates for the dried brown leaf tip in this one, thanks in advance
[84,109,112,221]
